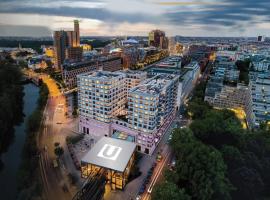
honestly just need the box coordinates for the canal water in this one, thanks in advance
[0,83,39,200]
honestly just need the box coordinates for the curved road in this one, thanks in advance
[38,74,74,200]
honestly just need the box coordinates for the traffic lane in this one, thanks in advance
[135,119,177,200]
[141,146,172,200]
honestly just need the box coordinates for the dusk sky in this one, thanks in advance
[0,0,270,37]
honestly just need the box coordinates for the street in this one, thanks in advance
[38,74,78,200]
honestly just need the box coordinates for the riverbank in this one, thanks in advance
[0,60,24,157]
[0,84,40,200]
[17,82,49,199]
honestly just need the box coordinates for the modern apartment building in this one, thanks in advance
[250,73,270,127]
[63,56,122,89]
[97,56,122,72]
[62,60,98,89]
[205,67,253,128]
[78,72,179,155]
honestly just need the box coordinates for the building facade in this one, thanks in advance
[63,55,122,89]
[148,30,168,49]
[53,20,81,71]
[78,72,179,155]
[249,73,270,127]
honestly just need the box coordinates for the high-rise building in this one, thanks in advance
[54,30,67,70]
[258,35,266,42]
[148,30,168,49]
[74,19,80,47]
[53,20,82,70]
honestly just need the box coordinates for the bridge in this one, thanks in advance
[22,69,42,86]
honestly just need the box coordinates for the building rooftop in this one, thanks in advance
[79,71,125,79]
[130,74,178,95]
[81,137,136,172]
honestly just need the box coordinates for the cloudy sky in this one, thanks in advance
[0,0,270,37]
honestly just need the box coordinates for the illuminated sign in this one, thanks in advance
[97,144,122,161]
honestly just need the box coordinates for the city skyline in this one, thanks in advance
[0,0,270,37]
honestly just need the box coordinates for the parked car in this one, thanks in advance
[156,154,162,162]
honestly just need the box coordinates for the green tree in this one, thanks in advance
[190,109,243,149]
[170,128,232,200]
[152,181,191,200]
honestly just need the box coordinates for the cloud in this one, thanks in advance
[162,0,270,29]
[0,25,51,37]
[0,0,161,24]
[0,0,270,36]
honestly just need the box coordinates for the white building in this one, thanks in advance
[249,73,270,127]
[77,71,179,155]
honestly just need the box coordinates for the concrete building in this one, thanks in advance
[53,30,67,70]
[62,60,98,89]
[62,55,122,89]
[97,56,122,72]
[53,20,81,71]
[148,30,168,49]
[250,73,270,127]
[78,72,179,155]
[146,56,181,77]
[205,67,253,128]
[65,46,83,62]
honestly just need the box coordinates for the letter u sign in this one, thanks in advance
[97,144,122,161]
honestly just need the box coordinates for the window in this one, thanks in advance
[144,148,149,154]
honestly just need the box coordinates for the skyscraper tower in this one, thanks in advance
[53,30,67,70]
[74,20,80,47]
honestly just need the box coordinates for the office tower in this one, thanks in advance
[53,30,67,70]
[74,20,80,47]
[148,30,168,49]
[53,20,83,70]
[66,31,75,47]
[258,35,266,42]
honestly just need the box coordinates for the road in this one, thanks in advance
[137,111,188,200]
[38,74,75,200]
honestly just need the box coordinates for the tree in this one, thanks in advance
[170,128,232,200]
[190,109,243,149]
[152,181,191,200]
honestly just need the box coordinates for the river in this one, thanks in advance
[0,83,40,200]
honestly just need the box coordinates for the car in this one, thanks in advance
[136,195,141,200]
[139,186,145,194]
[168,134,172,141]
[156,154,162,162]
